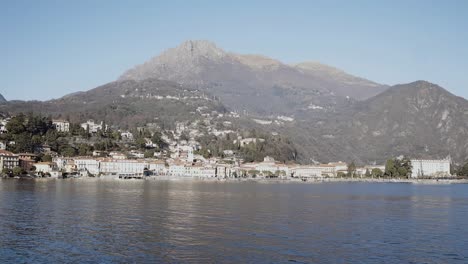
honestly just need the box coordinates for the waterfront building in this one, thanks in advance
[74,157,100,175]
[35,162,57,173]
[410,158,452,178]
[328,162,348,172]
[52,120,70,132]
[168,160,187,176]
[148,160,166,175]
[0,150,19,170]
[292,166,324,178]
[99,159,147,174]
[18,153,38,171]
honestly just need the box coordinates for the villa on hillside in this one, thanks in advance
[52,120,70,132]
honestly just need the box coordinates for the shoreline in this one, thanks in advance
[4,176,468,185]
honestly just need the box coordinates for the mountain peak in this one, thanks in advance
[0,93,6,103]
[164,39,227,60]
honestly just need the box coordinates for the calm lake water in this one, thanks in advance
[0,179,467,263]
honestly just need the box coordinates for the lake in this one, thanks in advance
[0,179,467,263]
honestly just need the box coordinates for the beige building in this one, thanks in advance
[0,150,19,170]
[52,120,70,132]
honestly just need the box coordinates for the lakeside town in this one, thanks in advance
[1,115,464,182]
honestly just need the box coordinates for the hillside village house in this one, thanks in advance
[120,131,134,140]
[81,120,106,133]
[411,158,452,178]
[0,118,9,134]
[0,150,19,170]
[52,120,70,132]
[233,137,265,147]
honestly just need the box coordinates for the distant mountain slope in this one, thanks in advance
[273,81,468,163]
[0,79,226,129]
[0,93,6,103]
[119,40,388,115]
[346,81,468,162]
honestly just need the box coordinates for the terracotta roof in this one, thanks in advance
[0,150,17,156]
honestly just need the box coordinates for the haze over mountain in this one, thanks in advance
[0,94,6,103]
[1,40,467,164]
[120,40,388,115]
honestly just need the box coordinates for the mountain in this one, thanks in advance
[2,41,467,164]
[268,81,468,163]
[120,40,388,115]
[345,81,468,162]
[0,94,6,103]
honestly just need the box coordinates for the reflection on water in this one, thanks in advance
[0,180,467,263]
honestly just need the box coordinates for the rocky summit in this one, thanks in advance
[120,40,388,115]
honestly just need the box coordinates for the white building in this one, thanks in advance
[52,120,70,132]
[81,120,106,133]
[121,131,134,140]
[0,141,6,150]
[35,162,57,173]
[168,160,187,176]
[0,119,8,134]
[110,152,127,160]
[75,158,100,175]
[148,160,166,175]
[241,156,289,177]
[234,138,265,147]
[292,166,324,178]
[99,159,147,174]
[411,158,452,178]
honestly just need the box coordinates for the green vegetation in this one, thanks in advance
[385,157,412,178]
[196,131,297,163]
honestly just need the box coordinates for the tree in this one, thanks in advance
[371,168,383,178]
[60,145,77,157]
[459,162,468,177]
[2,168,11,176]
[144,150,155,158]
[12,166,23,176]
[347,162,356,178]
[135,138,147,150]
[385,159,396,177]
[42,154,52,162]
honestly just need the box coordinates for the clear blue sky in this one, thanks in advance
[2,0,467,100]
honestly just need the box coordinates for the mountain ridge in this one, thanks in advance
[119,40,388,115]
